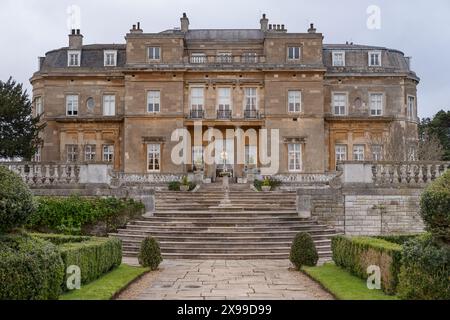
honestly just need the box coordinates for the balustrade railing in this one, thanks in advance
[2,162,81,185]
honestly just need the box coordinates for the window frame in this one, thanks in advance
[332,92,348,116]
[245,145,257,166]
[103,50,117,67]
[67,50,81,67]
[66,95,79,116]
[244,87,258,111]
[102,94,116,116]
[288,143,302,172]
[287,90,302,113]
[287,46,301,61]
[407,95,416,120]
[335,144,347,166]
[190,87,204,111]
[217,87,232,111]
[66,145,78,163]
[368,51,382,67]
[148,47,161,61]
[371,144,383,161]
[332,51,346,67]
[147,90,161,113]
[369,93,384,116]
[102,144,114,163]
[35,96,43,116]
[84,144,96,162]
[353,145,365,161]
[147,143,161,172]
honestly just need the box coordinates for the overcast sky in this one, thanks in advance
[0,0,449,118]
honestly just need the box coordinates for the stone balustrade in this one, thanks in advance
[273,173,337,184]
[111,172,183,187]
[339,161,450,186]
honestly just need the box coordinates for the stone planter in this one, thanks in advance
[261,186,271,192]
[180,185,190,192]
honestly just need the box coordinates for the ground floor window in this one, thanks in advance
[192,146,203,169]
[335,145,347,167]
[245,145,257,166]
[371,145,383,161]
[33,147,41,162]
[85,144,96,161]
[103,145,114,162]
[288,143,302,172]
[147,144,161,172]
[66,145,78,162]
[353,145,365,161]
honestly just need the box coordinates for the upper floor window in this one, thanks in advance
[217,52,232,63]
[368,51,382,67]
[369,93,383,116]
[66,95,79,116]
[217,88,231,111]
[35,96,43,116]
[288,143,302,172]
[332,51,345,67]
[244,88,257,111]
[288,90,301,113]
[353,145,365,161]
[148,47,161,61]
[67,50,81,67]
[190,88,204,110]
[333,93,347,116]
[104,50,117,66]
[190,53,206,64]
[407,96,416,120]
[242,52,258,63]
[66,145,78,162]
[371,145,383,161]
[103,95,116,116]
[85,145,96,161]
[147,90,160,113]
[103,145,114,162]
[287,47,301,61]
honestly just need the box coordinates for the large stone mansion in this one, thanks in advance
[31,13,419,180]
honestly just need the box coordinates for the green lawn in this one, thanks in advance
[60,264,149,300]
[302,263,398,300]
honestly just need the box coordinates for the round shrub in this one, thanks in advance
[0,166,35,233]
[397,235,450,300]
[0,233,64,300]
[420,169,450,243]
[138,236,163,270]
[289,232,319,269]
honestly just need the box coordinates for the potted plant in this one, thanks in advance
[180,175,190,192]
[261,177,271,192]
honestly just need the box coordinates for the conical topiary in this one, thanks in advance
[138,236,163,270]
[289,232,319,269]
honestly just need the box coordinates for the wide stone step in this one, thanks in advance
[153,211,299,217]
[120,239,331,247]
[128,220,318,227]
[137,216,306,223]
[118,225,330,232]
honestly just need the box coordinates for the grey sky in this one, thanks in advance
[0,0,449,118]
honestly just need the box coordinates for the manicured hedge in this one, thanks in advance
[27,196,144,235]
[397,235,450,300]
[332,235,403,295]
[375,234,422,245]
[35,234,122,290]
[0,233,64,300]
[0,166,35,233]
[420,169,450,243]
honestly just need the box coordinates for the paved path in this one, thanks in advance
[118,258,333,300]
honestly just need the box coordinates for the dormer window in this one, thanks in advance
[332,51,345,67]
[287,47,301,61]
[368,51,382,67]
[104,50,117,66]
[67,50,81,67]
[148,47,161,61]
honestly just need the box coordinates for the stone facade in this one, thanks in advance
[31,14,419,179]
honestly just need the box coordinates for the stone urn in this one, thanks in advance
[180,185,190,192]
[261,186,271,192]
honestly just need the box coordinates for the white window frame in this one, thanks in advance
[245,145,257,166]
[287,46,301,61]
[335,145,347,166]
[66,145,78,162]
[104,50,117,67]
[84,144,96,161]
[217,88,232,111]
[288,143,302,172]
[35,96,43,116]
[192,146,204,167]
[103,145,114,163]
[353,145,365,161]
[102,95,116,116]
[288,90,302,113]
[66,95,79,116]
[148,47,161,61]
[332,51,346,67]
[371,144,383,161]
[67,50,81,67]
[368,51,382,67]
[190,87,204,111]
[407,95,416,120]
[147,144,161,172]
[147,90,161,113]
[369,93,384,116]
[244,87,258,111]
[332,92,348,116]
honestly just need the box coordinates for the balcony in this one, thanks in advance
[190,55,207,64]
[244,109,259,119]
[189,109,204,119]
[217,110,232,120]
[186,54,264,65]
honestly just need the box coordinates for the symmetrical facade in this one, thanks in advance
[31,14,419,179]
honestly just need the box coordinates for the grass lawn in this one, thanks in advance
[60,264,149,300]
[302,263,398,300]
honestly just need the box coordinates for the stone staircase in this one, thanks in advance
[109,182,338,260]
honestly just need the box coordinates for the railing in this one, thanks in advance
[339,161,450,186]
[190,55,207,64]
[111,172,182,187]
[272,173,337,184]
[216,55,233,63]
[190,109,204,119]
[217,109,232,119]
[244,109,259,119]
[186,55,264,64]
[2,162,82,185]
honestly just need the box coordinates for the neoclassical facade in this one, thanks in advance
[31,13,419,179]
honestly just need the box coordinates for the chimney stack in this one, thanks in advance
[130,22,143,34]
[308,23,317,33]
[180,12,189,33]
[260,13,269,32]
[69,29,83,48]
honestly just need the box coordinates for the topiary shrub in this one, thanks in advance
[0,233,64,300]
[420,169,450,244]
[289,232,319,269]
[138,236,163,270]
[397,235,450,300]
[0,166,35,233]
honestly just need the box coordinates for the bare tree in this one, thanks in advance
[418,129,444,161]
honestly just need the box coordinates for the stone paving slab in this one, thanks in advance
[117,258,333,300]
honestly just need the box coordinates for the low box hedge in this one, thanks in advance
[332,235,403,295]
[374,234,422,245]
